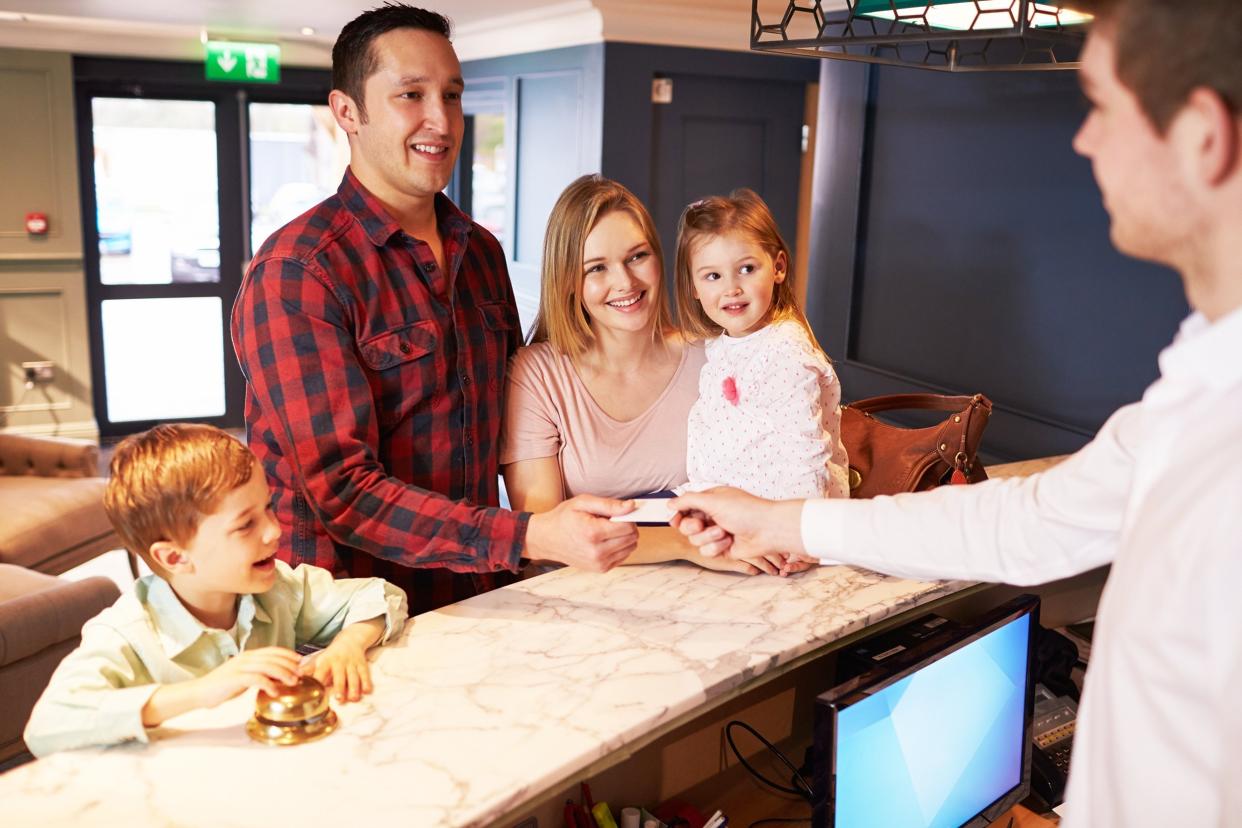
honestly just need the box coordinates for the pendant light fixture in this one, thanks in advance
[751,0,1092,72]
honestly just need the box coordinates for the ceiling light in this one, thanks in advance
[752,0,1092,72]
[300,26,315,36]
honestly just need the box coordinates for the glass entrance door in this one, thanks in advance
[89,97,231,427]
[76,59,332,437]
[247,101,347,257]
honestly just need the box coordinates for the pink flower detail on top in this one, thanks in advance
[722,376,739,406]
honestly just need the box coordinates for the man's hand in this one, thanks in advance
[525,494,639,571]
[306,618,384,702]
[669,488,807,560]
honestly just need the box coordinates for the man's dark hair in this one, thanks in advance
[1075,0,1241,133]
[332,3,452,122]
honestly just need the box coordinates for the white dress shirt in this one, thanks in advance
[801,307,1242,827]
[685,319,850,499]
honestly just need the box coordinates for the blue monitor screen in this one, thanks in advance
[833,614,1030,828]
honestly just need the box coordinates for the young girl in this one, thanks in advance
[674,189,850,502]
[501,175,777,575]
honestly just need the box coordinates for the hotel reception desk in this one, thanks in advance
[0,559,1082,827]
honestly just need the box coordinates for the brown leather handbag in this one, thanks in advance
[840,393,992,499]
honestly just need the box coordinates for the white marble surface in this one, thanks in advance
[0,562,968,827]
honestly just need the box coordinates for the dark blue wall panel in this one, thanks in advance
[461,45,604,331]
[601,43,818,206]
[807,60,1187,461]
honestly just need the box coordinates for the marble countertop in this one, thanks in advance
[0,562,968,827]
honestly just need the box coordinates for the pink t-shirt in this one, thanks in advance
[501,340,707,498]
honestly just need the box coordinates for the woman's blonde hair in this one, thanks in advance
[529,174,674,356]
[673,188,824,354]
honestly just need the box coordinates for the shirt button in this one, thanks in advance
[426,262,437,272]
[399,341,412,355]
[461,375,471,386]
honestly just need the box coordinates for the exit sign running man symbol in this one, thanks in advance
[205,40,281,84]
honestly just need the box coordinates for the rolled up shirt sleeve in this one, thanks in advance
[23,623,160,758]
[285,562,409,647]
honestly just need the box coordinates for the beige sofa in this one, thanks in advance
[0,433,130,764]
[0,433,125,575]
[0,564,118,764]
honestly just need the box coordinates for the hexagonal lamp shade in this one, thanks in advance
[751,0,1093,71]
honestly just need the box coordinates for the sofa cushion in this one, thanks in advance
[0,477,114,570]
[0,565,120,667]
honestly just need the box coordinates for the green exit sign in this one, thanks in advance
[205,40,280,84]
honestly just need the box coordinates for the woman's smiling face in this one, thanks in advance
[578,210,663,337]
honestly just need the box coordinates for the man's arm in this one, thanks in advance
[675,402,1143,586]
[233,256,526,573]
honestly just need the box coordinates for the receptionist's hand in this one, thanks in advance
[670,488,806,560]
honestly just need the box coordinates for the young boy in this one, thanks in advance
[23,423,408,757]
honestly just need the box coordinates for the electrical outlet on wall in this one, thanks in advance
[21,361,55,387]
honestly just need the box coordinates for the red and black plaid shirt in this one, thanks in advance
[232,169,526,614]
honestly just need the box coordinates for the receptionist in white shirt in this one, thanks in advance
[670,1,1242,827]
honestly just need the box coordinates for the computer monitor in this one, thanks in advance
[812,596,1038,828]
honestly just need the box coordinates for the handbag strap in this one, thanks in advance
[845,393,989,415]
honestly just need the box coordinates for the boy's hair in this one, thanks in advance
[674,188,825,355]
[332,3,452,123]
[103,424,256,575]
[1075,0,1240,133]
[528,174,675,356]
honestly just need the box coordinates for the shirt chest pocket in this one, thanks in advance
[475,300,519,392]
[359,321,440,427]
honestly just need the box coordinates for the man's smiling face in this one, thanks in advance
[348,27,465,204]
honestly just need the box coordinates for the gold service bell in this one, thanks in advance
[246,675,338,746]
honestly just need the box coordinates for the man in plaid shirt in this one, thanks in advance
[232,5,638,614]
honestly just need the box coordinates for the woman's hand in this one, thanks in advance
[690,552,761,575]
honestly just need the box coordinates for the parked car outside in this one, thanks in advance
[251,181,331,254]
[96,199,133,256]
[169,235,220,283]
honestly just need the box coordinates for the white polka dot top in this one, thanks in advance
[684,319,850,500]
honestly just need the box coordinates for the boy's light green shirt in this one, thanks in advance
[23,560,408,757]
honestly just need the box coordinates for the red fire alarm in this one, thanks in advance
[25,213,49,236]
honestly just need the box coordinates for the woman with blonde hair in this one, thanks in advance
[500,175,775,574]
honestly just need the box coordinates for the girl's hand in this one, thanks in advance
[780,558,817,576]
[691,552,761,575]
[748,553,791,576]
